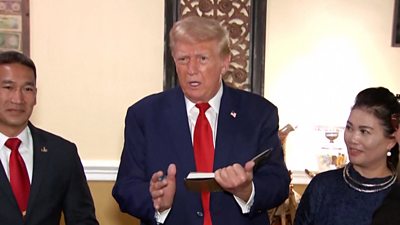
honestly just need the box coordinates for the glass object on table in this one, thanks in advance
[325,128,339,143]
[317,126,347,172]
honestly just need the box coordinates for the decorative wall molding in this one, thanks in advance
[290,170,312,185]
[82,160,312,185]
[82,160,119,181]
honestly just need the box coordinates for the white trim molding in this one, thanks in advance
[82,160,313,185]
[82,160,119,181]
[290,170,312,185]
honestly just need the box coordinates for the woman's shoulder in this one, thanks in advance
[312,168,343,183]
[387,182,400,198]
[309,168,343,189]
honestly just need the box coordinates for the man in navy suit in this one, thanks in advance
[113,16,290,225]
[0,51,98,225]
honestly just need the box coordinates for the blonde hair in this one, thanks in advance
[169,16,231,57]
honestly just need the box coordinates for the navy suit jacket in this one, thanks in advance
[113,84,290,225]
[0,123,98,225]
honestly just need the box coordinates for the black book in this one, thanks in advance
[184,148,273,192]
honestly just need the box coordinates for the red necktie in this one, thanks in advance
[193,103,214,225]
[5,138,30,216]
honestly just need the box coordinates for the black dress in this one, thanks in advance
[294,165,393,225]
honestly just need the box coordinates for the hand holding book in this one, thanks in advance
[184,148,273,192]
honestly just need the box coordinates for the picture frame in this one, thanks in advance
[393,0,400,47]
[0,0,30,55]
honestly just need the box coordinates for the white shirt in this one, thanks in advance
[156,84,255,223]
[185,84,222,146]
[0,126,34,183]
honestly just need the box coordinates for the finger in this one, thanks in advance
[214,168,228,189]
[151,171,164,183]
[232,163,251,182]
[219,166,234,180]
[150,171,167,193]
[220,165,241,184]
[153,199,161,210]
[150,188,164,199]
[244,160,255,173]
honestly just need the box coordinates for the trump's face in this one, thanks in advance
[172,40,230,103]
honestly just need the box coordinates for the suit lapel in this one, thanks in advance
[212,85,246,210]
[26,123,51,215]
[214,85,239,170]
[164,87,196,174]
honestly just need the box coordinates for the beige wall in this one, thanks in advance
[28,0,400,162]
[88,182,139,225]
[266,0,400,127]
[27,0,400,225]
[29,0,164,160]
[265,0,400,172]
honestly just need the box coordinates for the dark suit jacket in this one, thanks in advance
[371,183,400,225]
[113,84,290,225]
[0,123,98,225]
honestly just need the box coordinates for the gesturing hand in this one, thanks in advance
[149,164,176,212]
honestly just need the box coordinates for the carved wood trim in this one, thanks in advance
[393,0,400,47]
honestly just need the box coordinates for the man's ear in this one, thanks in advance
[394,128,400,143]
[222,54,231,73]
[387,137,397,151]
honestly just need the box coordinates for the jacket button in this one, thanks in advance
[196,211,204,217]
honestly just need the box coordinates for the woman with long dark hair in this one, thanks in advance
[294,87,400,225]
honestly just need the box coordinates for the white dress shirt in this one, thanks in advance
[0,126,34,183]
[185,84,221,146]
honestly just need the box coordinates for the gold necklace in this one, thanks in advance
[343,163,397,193]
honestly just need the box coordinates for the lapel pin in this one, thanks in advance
[230,111,237,118]
[41,147,48,153]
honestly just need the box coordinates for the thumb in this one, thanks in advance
[167,164,176,181]
[244,160,255,173]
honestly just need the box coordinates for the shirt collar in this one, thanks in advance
[185,82,223,113]
[0,126,31,150]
